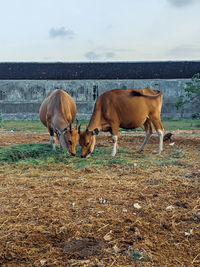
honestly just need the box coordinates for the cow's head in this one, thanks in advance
[78,127,99,158]
[55,121,79,156]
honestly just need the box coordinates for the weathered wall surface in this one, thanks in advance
[0,79,194,120]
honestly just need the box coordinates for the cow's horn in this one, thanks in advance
[78,124,81,134]
[76,119,80,128]
[54,128,61,137]
[69,121,72,133]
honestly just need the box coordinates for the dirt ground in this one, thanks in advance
[0,130,200,266]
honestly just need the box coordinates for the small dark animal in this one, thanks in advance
[163,132,173,142]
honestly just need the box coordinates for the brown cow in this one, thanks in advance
[79,88,164,158]
[39,89,79,156]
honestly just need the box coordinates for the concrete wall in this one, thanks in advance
[0,79,195,120]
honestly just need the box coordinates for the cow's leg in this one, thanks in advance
[110,124,119,156]
[157,129,164,154]
[151,116,164,154]
[138,119,153,152]
[111,135,118,156]
[48,126,56,150]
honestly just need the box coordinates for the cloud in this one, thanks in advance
[84,51,116,60]
[49,27,75,39]
[166,45,200,58]
[105,52,115,59]
[84,51,101,60]
[167,0,198,8]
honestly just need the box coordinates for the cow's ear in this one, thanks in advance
[86,128,99,135]
[92,128,99,135]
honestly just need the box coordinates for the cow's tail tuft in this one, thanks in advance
[130,89,161,98]
[130,90,144,97]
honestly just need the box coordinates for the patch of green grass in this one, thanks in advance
[0,120,46,132]
[87,147,135,167]
[162,119,200,130]
[0,139,189,171]
[0,120,88,133]
[0,143,135,170]
[0,143,47,163]
[154,160,182,167]
[1,119,200,133]
[67,147,135,170]
[130,249,151,263]
[119,119,200,132]
[0,143,69,165]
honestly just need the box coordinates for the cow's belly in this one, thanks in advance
[119,116,147,130]
[116,100,149,130]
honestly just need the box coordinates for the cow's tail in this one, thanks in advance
[159,92,163,113]
[130,89,162,98]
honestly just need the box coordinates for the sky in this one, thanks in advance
[0,0,200,62]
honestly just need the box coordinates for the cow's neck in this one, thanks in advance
[52,116,69,131]
[87,108,101,131]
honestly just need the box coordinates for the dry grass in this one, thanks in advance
[0,130,200,266]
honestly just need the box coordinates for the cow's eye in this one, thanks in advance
[68,140,72,145]
[85,142,89,147]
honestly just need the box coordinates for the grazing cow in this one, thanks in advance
[39,89,79,156]
[79,88,164,158]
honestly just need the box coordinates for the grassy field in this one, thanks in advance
[0,119,200,132]
[0,120,200,266]
[0,119,199,170]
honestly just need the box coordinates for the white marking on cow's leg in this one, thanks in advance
[157,129,163,154]
[49,135,54,144]
[52,140,56,150]
[50,136,56,150]
[111,135,118,156]
[137,130,152,152]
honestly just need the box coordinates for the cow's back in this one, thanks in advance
[58,90,76,122]
[39,89,76,127]
[39,91,54,127]
[98,88,162,129]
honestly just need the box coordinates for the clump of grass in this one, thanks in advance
[0,143,69,163]
[87,147,136,168]
[0,143,65,163]
[0,143,136,170]
[0,141,187,171]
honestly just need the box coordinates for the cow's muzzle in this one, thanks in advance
[81,149,91,158]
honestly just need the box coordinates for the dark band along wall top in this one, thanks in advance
[0,61,200,80]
